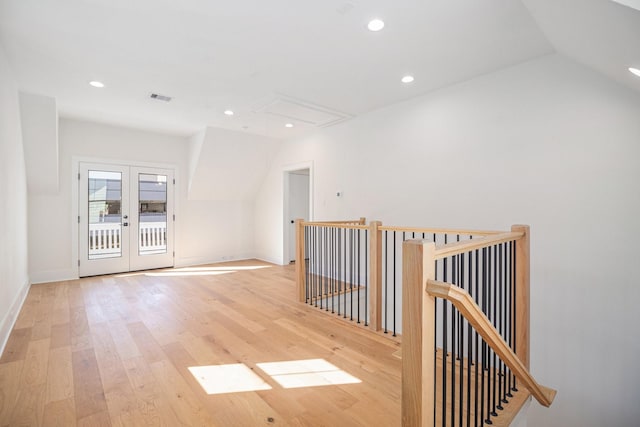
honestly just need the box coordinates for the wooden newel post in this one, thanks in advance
[369,221,382,331]
[402,240,436,427]
[295,219,306,303]
[512,224,530,370]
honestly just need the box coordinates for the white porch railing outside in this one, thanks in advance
[88,222,167,257]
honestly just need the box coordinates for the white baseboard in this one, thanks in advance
[254,255,285,266]
[29,268,77,284]
[175,254,254,268]
[0,279,30,357]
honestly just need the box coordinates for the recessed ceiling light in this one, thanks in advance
[224,110,234,116]
[367,19,385,32]
[285,123,294,128]
[89,81,104,88]
[401,75,415,84]
[629,67,640,78]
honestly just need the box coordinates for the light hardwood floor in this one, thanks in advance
[0,260,403,426]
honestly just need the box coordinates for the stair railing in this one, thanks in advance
[402,226,556,426]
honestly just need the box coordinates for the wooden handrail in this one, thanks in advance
[301,221,369,230]
[426,279,556,407]
[308,217,365,225]
[434,231,524,260]
[380,225,503,235]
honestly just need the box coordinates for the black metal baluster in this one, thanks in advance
[459,252,465,427]
[304,226,309,303]
[337,228,341,316]
[501,243,509,406]
[393,231,397,336]
[312,226,317,307]
[497,244,504,410]
[490,246,498,421]
[350,228,354,321]
[323,227,328,310]
[452,253,457,427]
[365,229,369,326]
[481,247,489,425]
[357,228,361,323]
[330,227,334,313]
[343,227,347,318]
[474,248,480,427]
[443,234,448,427]
[434,233,439,427]
[507,242,515,398]
[466,249,472,427]
[384,230,388,333]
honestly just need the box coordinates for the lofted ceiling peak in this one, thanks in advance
[0,0,555,139]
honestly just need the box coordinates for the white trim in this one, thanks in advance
[254,255,283,266]
[282,160,314,220]
[72,156,179,277]
[175,255,254,268]
[0,279,30,357]
[282,161,313,266]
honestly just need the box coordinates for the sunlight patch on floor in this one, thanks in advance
[189,359,361,395]
[144,270,235,277]
[116,264,272,278]
[256,359,361,389]
[188,364,272,395]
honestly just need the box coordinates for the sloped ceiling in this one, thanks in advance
[187,127,281,201]
[522,0,640,95]
[0,0,553,139]
[1,1,638,141]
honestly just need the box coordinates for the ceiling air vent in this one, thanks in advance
[150,93,172,102]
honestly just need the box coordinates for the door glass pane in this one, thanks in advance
[138,173,167,255]
[88,170,122,259]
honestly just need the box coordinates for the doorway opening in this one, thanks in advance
[283,166,311,264]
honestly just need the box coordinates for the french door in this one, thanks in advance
[78,162,174,277]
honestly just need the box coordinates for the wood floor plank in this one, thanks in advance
[20,338,51,388]
[72,348,109,420]
[90,323,130,392]
[126,321,166,364]
[0,327,32,363]
[50,323,72,350]
[149,358,217,426]
[108,320,141,360]
[77,410,112,427]
[0,360,23,424]
[69,307,93,352]
[46,346,74,403]
[43,397,77,427]
[8,385,46,426]
[121,355,182,427]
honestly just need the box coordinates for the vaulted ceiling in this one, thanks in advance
[1,0,639,140]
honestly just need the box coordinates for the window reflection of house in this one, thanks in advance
[88,173,121,223]
[139,175,167,223]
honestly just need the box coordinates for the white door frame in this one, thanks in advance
[282,161,313,266]
[72,157,178,278]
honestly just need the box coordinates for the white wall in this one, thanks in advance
[19,92,58,194]
[254,54,640,427]
[188,126,281,201]
[28,119,255,282]
[0,45,29,352]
